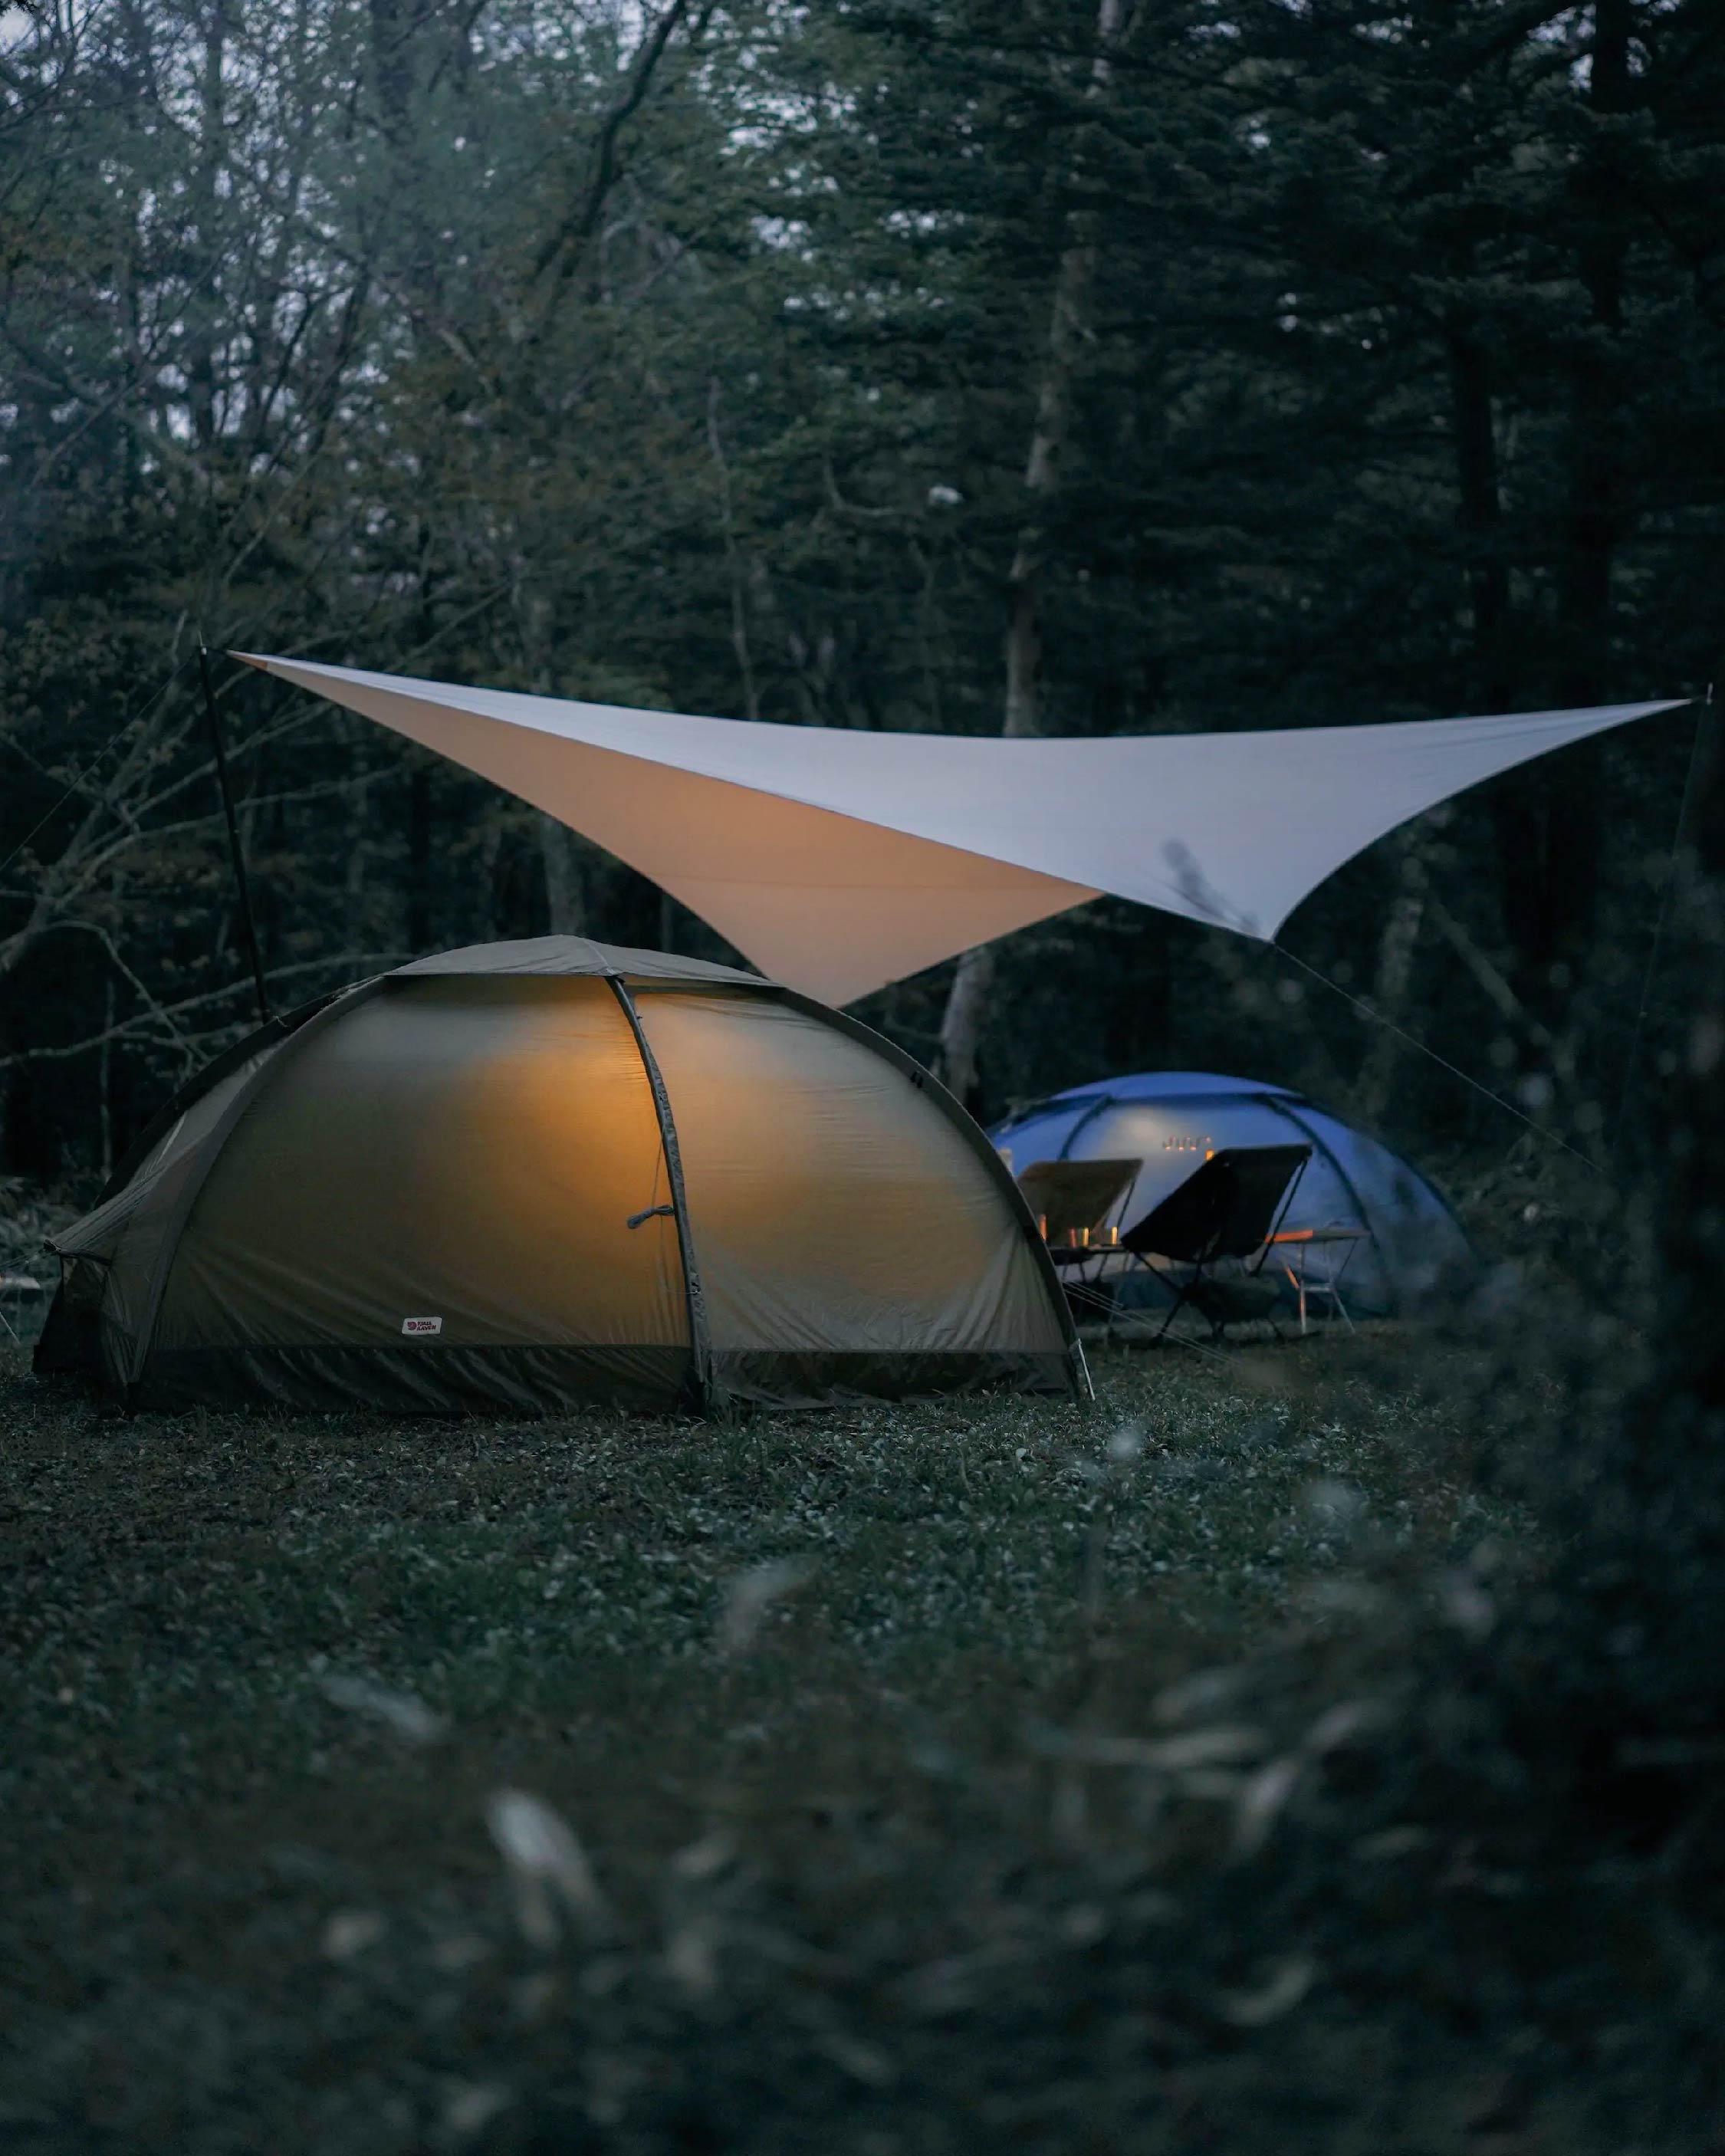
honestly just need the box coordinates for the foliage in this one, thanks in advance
[2,0,1721,1178]
[8,1333,1720,2154]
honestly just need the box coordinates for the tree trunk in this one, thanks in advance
[708,377,761,721]
[1448,319,1560,1053]
[406,763,432,952]
[938,943,999,1109]
[185,1,228,458]
[1559,0,1633,710]
[1356,833,1431,1122]
[1576,697,1725,1748]
[1455,1,1635,1050]
[1537,0,1635,986]
[936,0,1125,1109]
[97,975,114,1182]
[540,817,586,935]
[1448,321,1512,713]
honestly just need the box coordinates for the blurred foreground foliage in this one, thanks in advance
[3,1002,1722,2154]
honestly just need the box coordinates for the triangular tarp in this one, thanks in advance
[242,654,1681,1007]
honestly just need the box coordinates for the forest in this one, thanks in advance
[3,3,1725,2152]
[2,0,1721,1177]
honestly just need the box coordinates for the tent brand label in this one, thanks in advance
[402,1316,443,1336]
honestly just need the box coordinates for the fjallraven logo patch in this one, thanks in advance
[402,1316,443,1336]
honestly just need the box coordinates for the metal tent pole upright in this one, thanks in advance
[1615,685,1717,1152]
[198,644,271,1027]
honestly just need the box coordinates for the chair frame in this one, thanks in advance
[1118,1145,1312,1345]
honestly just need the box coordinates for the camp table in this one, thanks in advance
[1038,1146,1315,1346]
[1266,1224,1368,1333]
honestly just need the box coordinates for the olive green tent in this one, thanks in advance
[36,938,1081,1415]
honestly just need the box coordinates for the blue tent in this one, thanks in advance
[990,1073,1474,1318]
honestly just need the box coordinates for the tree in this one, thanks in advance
[2,0,1720,1176]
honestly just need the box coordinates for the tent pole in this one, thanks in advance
[608,977,713,1412]
[199,644,271,1026]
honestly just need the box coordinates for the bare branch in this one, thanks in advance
[530,0,692,293]
[0,954,407,1070]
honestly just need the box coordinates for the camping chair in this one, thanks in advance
[1015,1159,1142,1324]
[1120,1144,1311,1343]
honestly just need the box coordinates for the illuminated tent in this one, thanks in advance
[37,939,1081,1415]
[991,1072,1475,1319]
[242,654,1682,1007]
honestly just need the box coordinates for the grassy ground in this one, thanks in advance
[0,1330,1710,2153]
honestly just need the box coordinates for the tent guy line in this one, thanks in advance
[237,652,1687,1011]
[1271,941,1605,1174]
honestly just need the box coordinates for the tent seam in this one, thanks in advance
[1056,1094,1117,1162]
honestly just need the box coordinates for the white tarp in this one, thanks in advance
[241,653,1682,1007]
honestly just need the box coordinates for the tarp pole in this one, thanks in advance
[199,644,271,1025]
[1615,686,1717,1149]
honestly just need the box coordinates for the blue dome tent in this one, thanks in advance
[990,1074,1474,1319]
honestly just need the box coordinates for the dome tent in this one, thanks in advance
[38,939,1081,1414]
[991,1073,1474,1318]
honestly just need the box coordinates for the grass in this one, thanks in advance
[0,1330,1712,2153]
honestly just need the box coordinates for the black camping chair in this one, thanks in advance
[1120,1144,1311,1343]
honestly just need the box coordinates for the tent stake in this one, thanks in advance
[199,644,271,1026]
